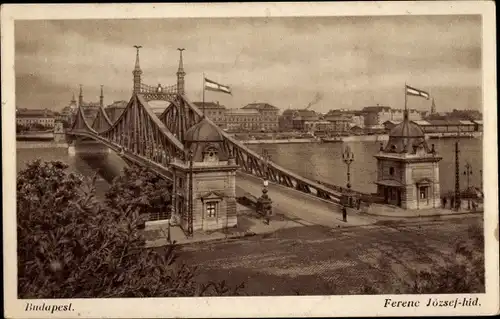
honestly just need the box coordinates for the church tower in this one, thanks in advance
[374,109,442,210]
[176,48,186,95]
[431,98,436,114]
[132,46,142,94]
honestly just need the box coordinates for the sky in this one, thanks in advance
[15,15,482,113]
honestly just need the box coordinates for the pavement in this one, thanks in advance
[362,203,483,218]
[144,173,481,246]
[145,204,308,247]
[235,172,377,228]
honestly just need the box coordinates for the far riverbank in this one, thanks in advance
[17,141,69,149]
[240,133,481,145]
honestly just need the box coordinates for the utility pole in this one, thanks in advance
[463,162,473,210]
[454,141,460,211]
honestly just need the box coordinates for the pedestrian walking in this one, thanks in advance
[342,206,347,222]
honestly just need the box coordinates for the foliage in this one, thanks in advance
[105,165,172,220]
[408,223,484,294]
[17,160,244,298]
[360,223,485,294]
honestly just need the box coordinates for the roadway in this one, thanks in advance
[236,172,378,228]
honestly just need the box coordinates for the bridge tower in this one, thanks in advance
[374,110,442,210]
[170,118,238,234]
[176,48,186,95]
[132,45,143,94]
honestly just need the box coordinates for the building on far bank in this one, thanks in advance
[323,110,351,132]
[303,120,335,135]
[242,103,280,131]
[473,120,483,132]
[225,109,260,131]
[362,105,421,129]
[105,100,128,123]
[282,109,319,131]
[383,119,477,134]
[16,108,56,129]
[193,102,227,129]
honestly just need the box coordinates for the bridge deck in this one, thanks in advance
[236,173,376,228]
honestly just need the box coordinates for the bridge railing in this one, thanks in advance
[140,83,177,95]
[181,95,343,203]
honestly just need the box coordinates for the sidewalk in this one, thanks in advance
[145,204,307,248]
[361,203,483,218]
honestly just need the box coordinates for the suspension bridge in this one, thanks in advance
[67,47,356,231]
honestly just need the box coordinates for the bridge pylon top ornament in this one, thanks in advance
[132,45,184,103]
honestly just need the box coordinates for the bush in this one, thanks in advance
[17,160,244,298]
[105,165,172,221]
[360,223,485,294]
[408,223,484,294]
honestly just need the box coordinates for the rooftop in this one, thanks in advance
[362,106,392,113]
[225,109,260,115]
[16,109,55,118]
[107,100,128,108]
[193,101,226,109]
[242,103,279,110]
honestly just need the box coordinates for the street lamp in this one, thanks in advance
[258,149,273,222]
[342,145,354,189]
[262,149,271,187]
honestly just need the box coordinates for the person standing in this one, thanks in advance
[342,206,347,222]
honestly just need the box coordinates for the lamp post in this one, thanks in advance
[258,149,273,223]
[342,145,354,190]
[342,145,355,212]
[454,141,461,211]
[262,149,270,187]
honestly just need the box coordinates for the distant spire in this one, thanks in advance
[431,98,436,114]
[78,84,83,107]
[100,85,104,107]
[71,92,76,103]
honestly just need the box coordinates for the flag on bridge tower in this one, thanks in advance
[405,85,430,100]
[204,77,232,95]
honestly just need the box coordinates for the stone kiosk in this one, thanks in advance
[170,118,239,234]
[374,110,442,210]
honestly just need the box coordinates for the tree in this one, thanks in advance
[17,160,244,298]
[105,165,172,221]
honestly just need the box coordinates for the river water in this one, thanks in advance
[16,138,483,197]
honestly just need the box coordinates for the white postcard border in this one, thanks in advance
[2,2,498,318]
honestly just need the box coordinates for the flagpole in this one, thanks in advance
[202,73,206,116]
[404,82,407,114]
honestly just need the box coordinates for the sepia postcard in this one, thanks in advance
[2,2,499,318]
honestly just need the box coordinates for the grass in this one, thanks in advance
[177,216,484,295]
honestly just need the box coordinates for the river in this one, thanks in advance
[16,138,483,197]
